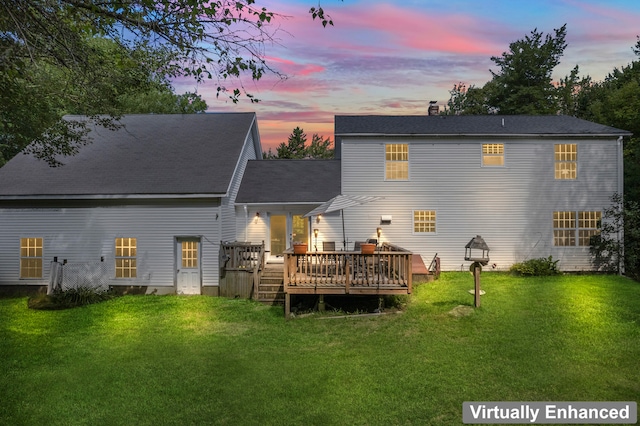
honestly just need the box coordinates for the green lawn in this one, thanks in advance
[1,273,638,425]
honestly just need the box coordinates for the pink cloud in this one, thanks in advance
[278,3,503,57]
[262,56,326,76]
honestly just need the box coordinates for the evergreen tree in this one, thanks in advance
[487,25,568,114]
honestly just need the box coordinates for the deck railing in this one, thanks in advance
[283,245,412,295]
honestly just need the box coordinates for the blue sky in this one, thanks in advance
[172,0,640,151]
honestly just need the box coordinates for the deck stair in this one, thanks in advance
[258,263,285,305]
[412,253,440,282]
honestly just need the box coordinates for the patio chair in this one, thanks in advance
[323,241,336,251]
[322,241,336,275]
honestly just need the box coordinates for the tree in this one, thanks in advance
[276,127,308,159]
[306,134,334,159]
[446,25,572,115]
[1,0,285,166]
[573,38,640,203]
[0,35,207,166]
[264,127,334,159]
[487,25,568,114]
[445,82,491,115]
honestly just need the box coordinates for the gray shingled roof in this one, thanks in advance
[0,113,257,198]
[335,115,632,136]
[236,160,341,204]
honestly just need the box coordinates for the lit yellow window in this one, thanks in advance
[482,144,504,166]
[555,144,577,179]
[20,238,43,278]
[182,241,198,268]
[553,212,575,246]
[414,210,436,233]
[115,238,137,278]
[578,211,601,246]
[385,144,408,180]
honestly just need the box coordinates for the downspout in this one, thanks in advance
[617,136,624,275]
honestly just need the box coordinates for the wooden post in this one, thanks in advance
[474,265,481,308]
[285,293,291,319]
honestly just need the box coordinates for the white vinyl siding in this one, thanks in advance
[0,200,221,287]
[340,137,619,271]
[225,128,257,242]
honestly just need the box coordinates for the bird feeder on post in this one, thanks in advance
[464,235,490,307]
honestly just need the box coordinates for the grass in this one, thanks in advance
[1,272,639,425]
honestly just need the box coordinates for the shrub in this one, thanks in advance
[590,193,640,279]
[28,286,115,310]
[510,256,560,276]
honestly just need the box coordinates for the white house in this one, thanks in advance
[235,159,341,260]
[0,113,631,297]
[0,113,261,295]
[328,114,630,271]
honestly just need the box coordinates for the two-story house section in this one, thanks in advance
[333,115,631,271]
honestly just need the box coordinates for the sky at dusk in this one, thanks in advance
[172,0,640,153]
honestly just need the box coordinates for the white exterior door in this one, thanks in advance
[176,237,201,295]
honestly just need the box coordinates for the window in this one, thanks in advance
[555,144,577,179]
[414,210,436,233]
[482,143,504,166]
[115,238,137,278]
[385,144,408,180]
[578,211,601,246]
[182,241,198,268]
[553,211,601,246]
[553,211,575,246]
[20,238,43,278]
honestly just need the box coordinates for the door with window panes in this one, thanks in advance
[176,237,201,294]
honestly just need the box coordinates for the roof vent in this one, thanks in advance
[428,101,439,116]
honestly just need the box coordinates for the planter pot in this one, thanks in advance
[360,243,376,254]
[293,243,308,254]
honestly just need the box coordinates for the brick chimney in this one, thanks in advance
[428,101,439,116]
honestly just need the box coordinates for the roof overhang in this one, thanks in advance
[0,193,225,201]
[335,133,631,138]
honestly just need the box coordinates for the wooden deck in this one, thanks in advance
[283,246,413,317]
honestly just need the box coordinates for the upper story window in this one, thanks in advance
[115,237,137,278]
[555,144,577,180]
[414,210,436,233]
[385,143,408,180]
[20,237,43,279]
[482,143,504,166]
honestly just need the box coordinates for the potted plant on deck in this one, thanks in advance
[293,242,308,254]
